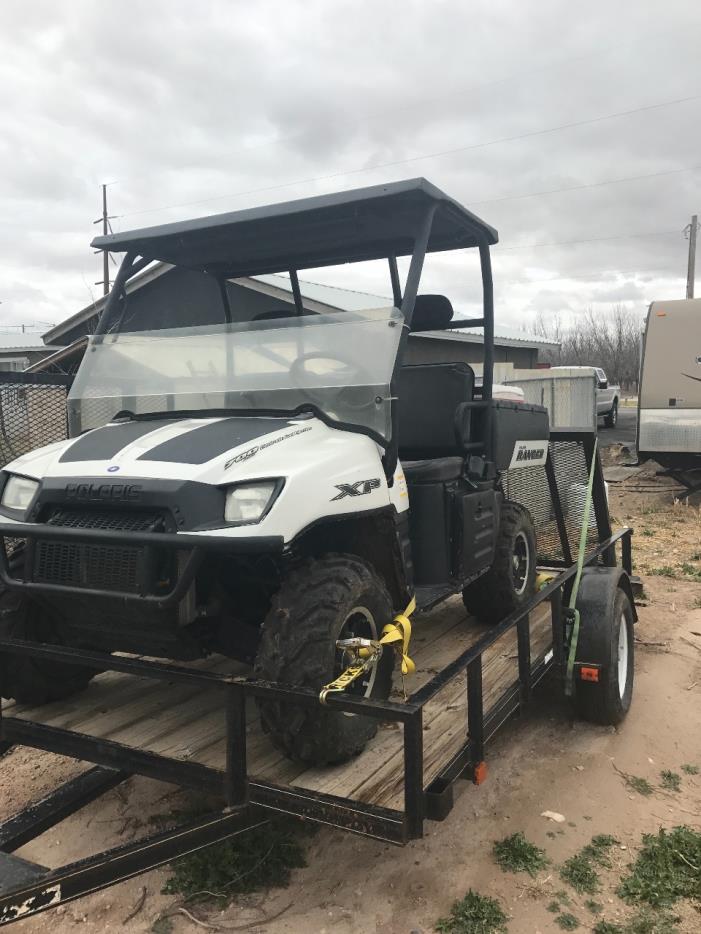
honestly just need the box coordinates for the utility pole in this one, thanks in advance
[685,214,699,300]
[101,184,109,295]
[93,183,115,296]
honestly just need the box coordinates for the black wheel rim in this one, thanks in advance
[512,532,530,596]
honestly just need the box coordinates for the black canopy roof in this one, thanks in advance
[92,178,498,278]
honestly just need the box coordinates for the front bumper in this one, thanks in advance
[0,520,283,606]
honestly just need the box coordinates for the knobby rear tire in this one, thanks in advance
[462,501,537,625]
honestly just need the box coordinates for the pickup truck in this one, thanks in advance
[593,368,620,427]
[552,366,620,428]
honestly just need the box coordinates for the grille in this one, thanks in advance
[33,508,165,594]
[503,438,603,565]
[47,508,161,533]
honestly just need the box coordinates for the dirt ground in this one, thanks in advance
[2,480,700,933]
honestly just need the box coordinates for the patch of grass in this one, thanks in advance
[555,913,580,930]
[693,596,701,609]
[547,900,562,913]
[435,890,508,934]
[161,818,307,901]
[587,834,619,862]
[594,923,623,934]
[680,763,698,775]
[618,770,654,796]
[560,851,600,894]
[492,832,549,876]
[649,566,676,578]
[660,770,681,792]
[618,825,701,908]
[641,529,654,537]
[593,910,680,934]
[586,899,604,913]
[623,908,680,933]
[560,835,618,894]
[679,562,701,579]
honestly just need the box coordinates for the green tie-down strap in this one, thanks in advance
[564,439,598,698]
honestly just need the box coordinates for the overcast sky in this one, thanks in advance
[0,0,699,336]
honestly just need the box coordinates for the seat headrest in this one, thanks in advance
[410,295,454,332]
[252,308,317,322]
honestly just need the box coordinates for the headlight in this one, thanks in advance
[224,481,279,524]
[1,474,39,512]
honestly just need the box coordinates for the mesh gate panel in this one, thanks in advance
[503,437,602,565]
[1,374,72,558]
[0,375,70,469]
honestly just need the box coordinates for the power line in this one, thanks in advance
[99,40,636,192]
[495,229,679,252]
[114,92,701,223]
[469,164,700,208]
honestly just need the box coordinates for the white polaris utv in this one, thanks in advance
[0,179,549,766]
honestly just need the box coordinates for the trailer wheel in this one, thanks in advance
[462,501,537,625]
[604,399,618,428]
[572,586,634,725]
[254,555,394,766]
[0,576,96,705]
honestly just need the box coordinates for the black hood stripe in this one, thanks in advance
[137,417,293,464]
[59,419,176,463]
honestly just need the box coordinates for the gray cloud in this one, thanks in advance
[0,0,699,333]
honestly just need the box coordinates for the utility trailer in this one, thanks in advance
[0,432,634,925]
[0,179,636,923]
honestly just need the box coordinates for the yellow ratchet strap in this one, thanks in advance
[318,597,417,703]
[379,596,416,675]
[319,660,376,704]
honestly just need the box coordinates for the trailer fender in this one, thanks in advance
[571,566,636,725]
[576,567,637,626]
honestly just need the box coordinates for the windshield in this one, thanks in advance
[67,307,404,442]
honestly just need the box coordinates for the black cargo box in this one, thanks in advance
[490,400,549,472]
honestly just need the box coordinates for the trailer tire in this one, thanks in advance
[604,399,618,428]
[0,578,96,705]
[572,585,634,725]
[254,555,395,766]
[462,501,537,625]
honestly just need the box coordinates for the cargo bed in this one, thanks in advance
[3,598,552,814]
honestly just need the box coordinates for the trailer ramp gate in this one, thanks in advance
[0,435,631,924]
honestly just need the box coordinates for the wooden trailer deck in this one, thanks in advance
[2,599,553,812]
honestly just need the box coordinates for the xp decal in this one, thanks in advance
[331,478,382,500]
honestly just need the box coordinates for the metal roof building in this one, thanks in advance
[0,329,58,371]
[37,263,557,373]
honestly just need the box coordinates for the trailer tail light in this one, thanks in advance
[473,761,488,785]
[579,666,600,682]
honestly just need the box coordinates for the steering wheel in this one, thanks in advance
[289,351,377,412]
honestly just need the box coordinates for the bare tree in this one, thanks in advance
[534,305,643,390]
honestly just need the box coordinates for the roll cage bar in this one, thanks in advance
[91,178,497,477]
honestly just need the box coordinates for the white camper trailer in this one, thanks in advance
[637,298,701,476]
